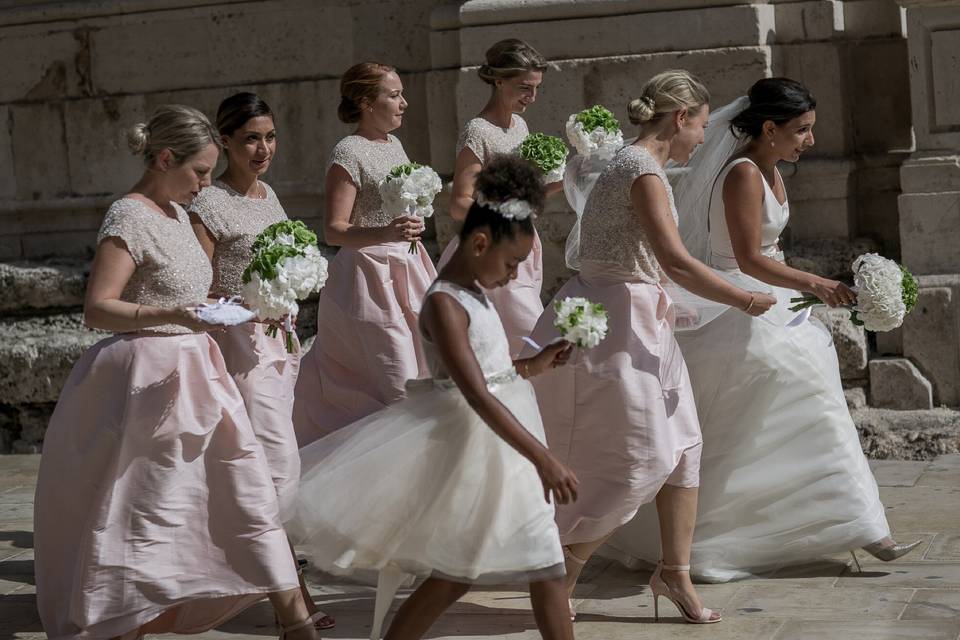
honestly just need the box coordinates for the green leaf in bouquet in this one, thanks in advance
[387,162,424,180]
[575,105,621,133]
[901,265,918,313]
[242,243,302,283]
[250,220,318,253]
[520,133,569,174]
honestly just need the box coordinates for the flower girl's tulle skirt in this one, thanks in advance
[284,374,565,585]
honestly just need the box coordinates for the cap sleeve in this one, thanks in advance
[97,201,145,265]
[327,138,361,187]
[187,187,228,240]
[456,119,486,165]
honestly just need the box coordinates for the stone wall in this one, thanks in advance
[1,0,957,454]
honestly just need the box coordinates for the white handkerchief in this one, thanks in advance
[196,298,256,326]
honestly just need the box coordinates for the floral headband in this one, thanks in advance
[475,191,534,221]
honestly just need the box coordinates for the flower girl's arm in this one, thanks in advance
[449,148,483,222]
[722,163,856,308]
[422,293,579,504]
[83,238,214,332]
[632,176,775,316]
[324,165,424,248]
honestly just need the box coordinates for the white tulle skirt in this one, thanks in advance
[606,275,891,582]
[284,373,565,585]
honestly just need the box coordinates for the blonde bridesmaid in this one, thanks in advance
[524,71,774,624]
[438,39,556,356]
[189,92,335,631]
[34,106,323,640]
[293,63,436,445]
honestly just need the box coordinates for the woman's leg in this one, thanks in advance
[530,577,575,640]
[384,578,471,640]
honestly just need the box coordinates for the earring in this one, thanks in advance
[770,139,775,147]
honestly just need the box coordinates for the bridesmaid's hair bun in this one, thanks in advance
[478,39,548,86]
[460,155,544,243]
[126,122,149,155]
[127,105,220,165]
[628,69,709,126]
[338,62,395,124]
[216,92,274,136]
[731,78,816,139]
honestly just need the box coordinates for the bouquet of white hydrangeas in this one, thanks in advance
[241,220,328,352]
[520,132,569,184]
[565,105,624,161]
[554,296,609,348]
[789,253,918,332]
[379,162,443,254]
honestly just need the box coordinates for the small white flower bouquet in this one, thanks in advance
[379,162,443,254]
[520,132,569,184]
[554,296,609,348]
[565,105,624,161]
[241,220,329,352]
[789,253,919,332]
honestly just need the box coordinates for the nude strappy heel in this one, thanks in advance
[563,546,587,621]
[649,561,721,624]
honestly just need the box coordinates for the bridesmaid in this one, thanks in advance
[524,71,775,623]
[34,105,322,640]
[438,38,555,356]
[293,63,436,445]
[189,92,335,630]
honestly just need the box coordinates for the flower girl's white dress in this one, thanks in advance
[284,279,565,585]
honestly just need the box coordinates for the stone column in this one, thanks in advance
[896,0,960,405]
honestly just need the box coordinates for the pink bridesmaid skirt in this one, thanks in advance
[525,262,703,545]
[211,322,301,515]
[34,332,298,640]
[438,229,544,356]
[293,241,436,446]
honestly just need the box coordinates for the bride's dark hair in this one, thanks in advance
[460,155,544,242]
[731,78,816,139]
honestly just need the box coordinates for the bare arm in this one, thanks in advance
[323,164,425,249]
[723,163,856,307]
[448,147,483,222]
[422,293,579,504]
[83,238,210,332]
[631,175,774,315]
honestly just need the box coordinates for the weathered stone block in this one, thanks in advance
[854,407,960,460]
[0,106,15,199]
[10,103,70,200]
[774,1,843,43]
[784,236,880,279]
[849,39,912,153]
[21,230,98,260]
[426,70,462,176]
[458,4,774,64]
[845,386,868,410]
[89,3,353,95]
[903,277,960,406]
[899,191,960,275]
[348,0,436,71]
[901,155,960,194]
[870,357,934,410]
[842,0,906,38]
[0,28,85,102]
[812,307,868,379]
[931,29,960,128]
[65,96,146,196]
[0,261,88,313]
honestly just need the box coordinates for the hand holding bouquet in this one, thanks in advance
[554,296,609,348]
[789,253,918,332]
[520,132,569,184]
[565,105,624,161]
[379,162,443,254]
[241,220,329,352]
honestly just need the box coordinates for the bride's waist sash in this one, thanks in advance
[405,367,519,394]
[710,245,784,271]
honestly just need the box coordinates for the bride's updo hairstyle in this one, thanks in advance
[627,70,710,125]
[127,104,219,165]
[460,155,544,242]
[730,77,816,139]
[338,62,396,123]
[478,39,548,85]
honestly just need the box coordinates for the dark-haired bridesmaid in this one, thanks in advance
[293,63,437,445]
[189,92,335,630]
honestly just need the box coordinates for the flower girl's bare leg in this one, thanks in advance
[530,578,575,640]
[384,578,471,640]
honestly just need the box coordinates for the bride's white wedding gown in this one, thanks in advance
[606,157,891,582]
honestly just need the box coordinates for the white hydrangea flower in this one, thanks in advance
[554,296,609,348]
[282,246,329,299]
[853,253,906,332]
[380,165,443,220]
[242,271,298,321]
[565,114,624,161]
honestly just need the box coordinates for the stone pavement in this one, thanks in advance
[2,454,959,640]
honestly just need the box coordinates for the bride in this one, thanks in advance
[605,77,920,582]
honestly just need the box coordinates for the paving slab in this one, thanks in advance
[903,589,960,620]
[837,562,960,589]
[772,619,960,640]
[871,459,931,487]
[916,454,960,488]
[927,533,960,561]
[880,486,960,532]
[725,585,912,620]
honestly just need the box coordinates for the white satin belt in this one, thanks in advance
[405,367,519,393]
[710,246,784,270]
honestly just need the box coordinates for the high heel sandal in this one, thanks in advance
[279,612,326,640]
[649,561,721,624]
[274,564,336,631]
[562,546,587,622]
[849,538,923,572]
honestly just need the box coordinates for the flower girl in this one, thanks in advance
[285,156,579,640]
